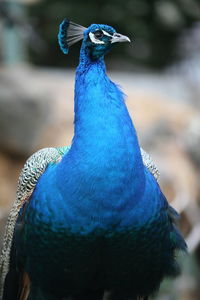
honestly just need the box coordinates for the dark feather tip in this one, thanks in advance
[58,18,70,54]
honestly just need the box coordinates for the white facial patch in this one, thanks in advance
[89,32,105,44]
[102,30,113,38]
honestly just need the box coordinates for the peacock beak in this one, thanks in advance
[111,33,131,44]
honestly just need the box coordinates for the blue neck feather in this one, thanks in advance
[71,44,143,170]
[55,44,146,230]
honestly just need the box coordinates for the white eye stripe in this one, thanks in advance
[89,32,105,44]
[89,30,113,44]
[102,30,113,37]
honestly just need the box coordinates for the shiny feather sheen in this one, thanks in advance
[0,146,159,298]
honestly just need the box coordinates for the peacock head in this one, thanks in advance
[58,19,130,61]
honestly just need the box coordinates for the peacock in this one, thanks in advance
[0,19,186,300]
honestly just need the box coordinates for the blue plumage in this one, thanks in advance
[2,21,186,300]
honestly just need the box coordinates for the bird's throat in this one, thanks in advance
[70,58,143,175]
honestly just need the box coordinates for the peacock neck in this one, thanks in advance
[76,44,106,72]
[56,48,145,226]
[69,47,144,178]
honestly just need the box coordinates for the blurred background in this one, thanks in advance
[0,0,200,299]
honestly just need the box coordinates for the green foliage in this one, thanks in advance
[28,0,200,69]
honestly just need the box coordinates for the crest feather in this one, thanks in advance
[58,19,86,54]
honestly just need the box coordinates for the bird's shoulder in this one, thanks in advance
[16,146,69,203]
[0,146,70,298]
[143,170,186,249]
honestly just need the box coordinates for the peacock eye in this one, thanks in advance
[94,30,104,39]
